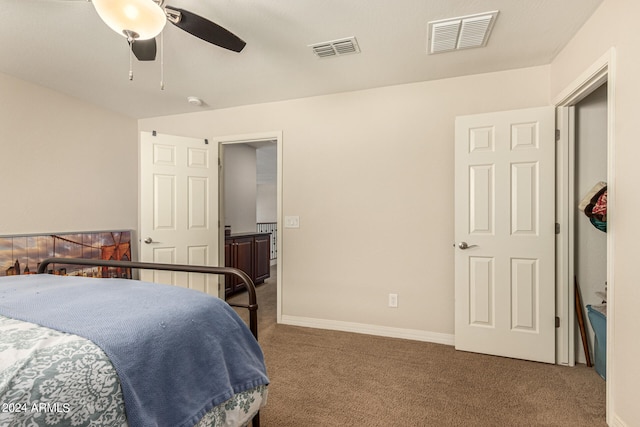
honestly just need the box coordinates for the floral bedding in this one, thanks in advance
[0,315,266,427]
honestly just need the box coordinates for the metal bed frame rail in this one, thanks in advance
[36,257,259,340]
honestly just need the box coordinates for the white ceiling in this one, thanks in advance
[1,0,603,119]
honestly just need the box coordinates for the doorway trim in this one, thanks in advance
[215,131,283,323]
[554,48,615,424]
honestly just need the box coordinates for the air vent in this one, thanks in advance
[309,37,361,58]
[427,11,499,54]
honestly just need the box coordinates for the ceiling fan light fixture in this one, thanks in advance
[93,0,167,40]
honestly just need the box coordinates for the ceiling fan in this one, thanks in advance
[92,0,246,62]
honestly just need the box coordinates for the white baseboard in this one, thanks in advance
[280,315,455,346]
[610,415,628,427]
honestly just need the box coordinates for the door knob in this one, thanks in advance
[144,237,153,244]
[458,242,477,250]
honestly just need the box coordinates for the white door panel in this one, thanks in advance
[455,107,555,363]
[140,132,218,294]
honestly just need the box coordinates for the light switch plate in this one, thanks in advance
[285,216,300,228]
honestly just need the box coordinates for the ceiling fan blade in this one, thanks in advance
[129,38,157,61]
[165,6,246,53]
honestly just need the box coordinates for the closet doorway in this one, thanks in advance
[573,83,608,365]
[555,49,614,423]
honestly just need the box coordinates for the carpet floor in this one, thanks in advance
[228,267,606,426]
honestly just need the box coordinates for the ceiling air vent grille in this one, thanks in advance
[428,11,499,54]
[310,37,360,58]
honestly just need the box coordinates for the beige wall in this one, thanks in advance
[223,143,258,234]
[551,0,640,425]
[0,72,138,236]
[140,65,550,336]
[257,183,277,224]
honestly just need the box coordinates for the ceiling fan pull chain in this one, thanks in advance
[160,31,165,90]
[129,43,134,81]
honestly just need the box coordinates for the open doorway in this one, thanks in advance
[573,83,608,369]
[554,49,614,423]
[217,132,282,328]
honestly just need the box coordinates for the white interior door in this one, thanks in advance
[454,106,556,363]
[140,131,218,294]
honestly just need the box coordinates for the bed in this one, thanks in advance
[0,258,268,427]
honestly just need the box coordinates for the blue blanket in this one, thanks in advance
[0,274,269,427]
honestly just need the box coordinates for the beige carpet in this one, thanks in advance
[228,268,606,426]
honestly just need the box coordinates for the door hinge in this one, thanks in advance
[555,129,560,141]
[555,316,560,328]
[555,223,560,234]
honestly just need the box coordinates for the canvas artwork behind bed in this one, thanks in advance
[0,231,132,278]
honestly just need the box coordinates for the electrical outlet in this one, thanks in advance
[388,293,398,308]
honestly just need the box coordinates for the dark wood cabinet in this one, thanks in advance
[253,234,271,284]
[225,232,271,297]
